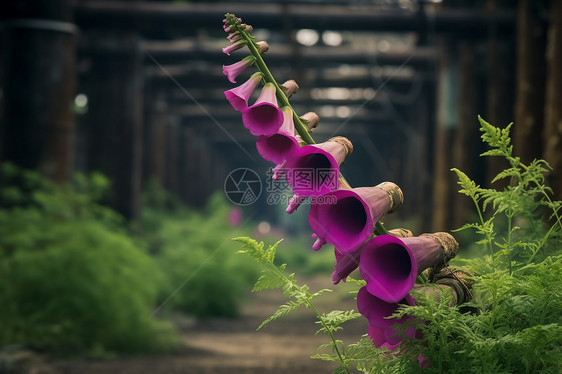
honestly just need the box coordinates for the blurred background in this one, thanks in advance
[0,0,561,372]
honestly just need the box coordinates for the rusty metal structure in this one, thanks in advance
[0,0,560,230]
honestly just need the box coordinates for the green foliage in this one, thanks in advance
[138,183,260,318]
[235,117,562,373]
[0,165,178,355]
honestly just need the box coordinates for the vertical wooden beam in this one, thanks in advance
[432,38,457,232]
[83,33,143,220]
[486,0,515,189]
[0,0,76,183]
[144,93,167,187]
[164,115,181,198]
[543,0,562,200]
[451,40,481,230]
[513,0,547,164]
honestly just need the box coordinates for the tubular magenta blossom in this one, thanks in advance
[358,287,417,350]
[286,194,306,214]
[223,56,256,84]
[256,106,299,164]
[285,136,353,197]
[222,39,247,55]
[241,82,284,136]
[224,72,263,111]
[332,246,362,284]
[359,233,459,303]
[308,182,402,253]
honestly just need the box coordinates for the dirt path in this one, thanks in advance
[25,276,368,374]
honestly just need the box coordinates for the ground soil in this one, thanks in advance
[20,276,368,374]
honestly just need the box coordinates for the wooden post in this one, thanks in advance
[543,0,562,200]
[432,39,457,232]
[451,40,482,230]
[83,33,143,220]
[0,0,76,183]
[486,0,515,189]
[164,115,181,198]
[143,90,168,186]
[513,0,547,164]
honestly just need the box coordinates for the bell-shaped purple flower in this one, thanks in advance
[331,226,413,284]
[241,82,284,136]
[256,106,299,164]
[286,194,306,214]
[367,325,401,351]
[285,136,353,197]
[359,233,459,303]
[331,247,362,284]
[222,39,247,55]
[358,287,417,350]
[308,182,403,254]
[223,55,256,84]
[224,72,263,112]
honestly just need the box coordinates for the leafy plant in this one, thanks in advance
[137,183,261,318]
[0,166,178,355]
[233,118,562,373]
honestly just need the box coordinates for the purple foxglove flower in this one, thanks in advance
[357,286,415,329]
[358,287,417,350]
[308,182,403,254]
[286,194,306,214]
[331,247,362,284]
[224,72,263,111]
[256,107,299,164]
[359,233,459,303]
[367,325,401,351]
[223,56,256,84]
[241,82,284,136]
[227,33,242,42]
[285,136,353,197]
[272,161,286,181]
[222,39,247,56]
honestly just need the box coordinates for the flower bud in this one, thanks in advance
[299,112,320,131]
[280,80,299,98]
[256,41,269,54]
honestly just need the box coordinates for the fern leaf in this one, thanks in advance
[451,168,480,199]
[258,300,304,330]
[252,270,286,292]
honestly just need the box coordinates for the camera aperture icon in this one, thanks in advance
[224,168,262,206]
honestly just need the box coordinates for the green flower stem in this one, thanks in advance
[374,221,390,236]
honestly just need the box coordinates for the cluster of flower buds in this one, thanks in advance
[221,14,470,354]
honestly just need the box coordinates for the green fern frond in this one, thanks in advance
[258,300,304,330]
[451,168,480,199]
